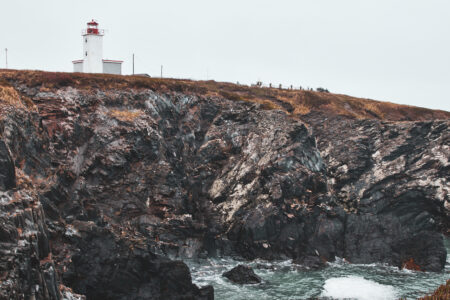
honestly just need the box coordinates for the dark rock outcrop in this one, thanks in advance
[222,265,261,284]
[62,221,212,300]
[303,112,449,271]
[0,88,215,299]
[0,71,448,298]
[0,140,15,190]
[0,166,61,299]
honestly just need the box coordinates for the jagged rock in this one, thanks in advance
[60,286,86,300]
[222,265,261,284]
[0,189,61,300]
[0,71,448,298]
[0,140,15,190]
[303,112,449,271]
[62,222,213,300]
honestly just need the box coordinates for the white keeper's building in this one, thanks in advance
[72,20,123,75]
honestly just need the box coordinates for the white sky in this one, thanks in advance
[1,0,449,111]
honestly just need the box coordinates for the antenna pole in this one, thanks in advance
[161,65,163,78]
[132,53,135,75]
[5,48,7,69]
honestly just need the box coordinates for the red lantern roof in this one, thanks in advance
[84,19,103,35]
[87,20,98,26]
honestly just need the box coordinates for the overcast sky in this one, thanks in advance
[1,0,449,111]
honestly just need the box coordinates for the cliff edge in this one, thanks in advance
[0,70,448,299]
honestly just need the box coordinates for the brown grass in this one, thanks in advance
[0,79,36,110]
[260,100,283,111]
[1,69,449,121]
[108,109,144,122]
[419,279,450,300]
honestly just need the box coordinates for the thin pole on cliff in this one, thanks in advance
[161,65,163,78]
[5,48,7,69]
[132,53,135,75]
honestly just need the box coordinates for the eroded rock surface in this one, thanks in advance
[0,141,15,190]
[0,74,448,298]
[303,112,449,271]
[0,140,61,299]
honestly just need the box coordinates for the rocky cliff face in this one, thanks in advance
[304,112,448,270]
[0,71,448,299]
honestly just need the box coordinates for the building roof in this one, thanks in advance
[103,59,123,64]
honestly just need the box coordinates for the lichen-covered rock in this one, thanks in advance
[0,87,214,299]
[303,112,449,271]
[0,186,61,299]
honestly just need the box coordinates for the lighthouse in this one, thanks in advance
[72,20,123,75]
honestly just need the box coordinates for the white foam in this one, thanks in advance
[321,276,397,300]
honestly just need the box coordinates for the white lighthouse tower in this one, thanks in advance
[72,20,123,75]
[82,20,103,73]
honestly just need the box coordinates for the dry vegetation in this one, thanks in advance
[0,78,36,110]
[108,109,145,122]
[0,69,449,121]
[419,279,450,300]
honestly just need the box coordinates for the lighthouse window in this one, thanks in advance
[85,38,87,43]
[85,51,88,56]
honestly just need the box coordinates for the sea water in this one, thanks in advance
[186,239,449,300]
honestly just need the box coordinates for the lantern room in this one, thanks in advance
[84,20,104,36]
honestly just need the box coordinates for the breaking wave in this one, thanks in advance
[321,276,397,300]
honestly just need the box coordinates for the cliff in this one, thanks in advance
[0,70,448,299]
